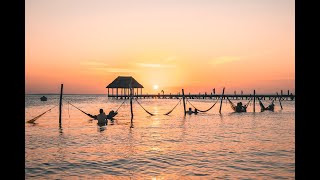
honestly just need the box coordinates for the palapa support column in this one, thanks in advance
[219,87,225,114]
[59,84,63,127]
[253,90,256,112]
[182,89,186,115]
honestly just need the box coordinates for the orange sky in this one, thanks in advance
[26,0,294,94]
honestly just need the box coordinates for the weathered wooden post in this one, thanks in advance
[182,89,186,115]
[253,89,256,112]
[130,87,134,128]
[277,92,283,109]
[59,84,63,126]
[241,90,243,100]
[219,87,225,114]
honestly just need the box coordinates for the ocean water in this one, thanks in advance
[25,94,295,179]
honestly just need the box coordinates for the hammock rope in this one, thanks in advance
[226,97,236,111]
[186,98,219,112]
[27,104,59,123]
[134,98,155,116]
[115,99,127,112]
[64,100,96,118]
[163,99,182,115]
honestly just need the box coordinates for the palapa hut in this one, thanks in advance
[106,76,144,98]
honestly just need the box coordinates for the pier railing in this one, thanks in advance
[107,94,295,101]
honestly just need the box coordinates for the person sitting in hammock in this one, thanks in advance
[194,108,198,114]
[236,102,247,112]
[265,101,275,111]
[186,107,194,115]
[95,109,109,126]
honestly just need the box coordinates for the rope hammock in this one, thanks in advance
[134,98,183,116]
[227,97,236,111]
[163,98,181,115]
[258,99,275,111]
[186,98,219,112]
[258,99,266,110]
[64,98,127,119]
[227,97,252,112]
[115,99,127,112]
[64,100,96,119]
[134,98,155,116]
[26,104,58,123]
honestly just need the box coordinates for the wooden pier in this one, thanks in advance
[108,93,295,101]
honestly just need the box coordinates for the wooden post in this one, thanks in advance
[116,88,118,99]
[253,90,256,112]
[107,88,109,96]
[182,89,186,115]
[130,87,134,128]
[59,84,63,126]
[219,87,225,114]
[277,92,283,109]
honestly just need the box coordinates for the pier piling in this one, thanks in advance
[182,89,186,115]
[59,84,63,127]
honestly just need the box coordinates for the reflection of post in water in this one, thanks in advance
[56,127,65,166]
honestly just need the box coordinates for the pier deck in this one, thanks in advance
[108,94,295,101]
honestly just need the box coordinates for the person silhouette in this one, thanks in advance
[96,109,109,126]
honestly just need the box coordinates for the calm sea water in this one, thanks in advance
[25,94,295,179]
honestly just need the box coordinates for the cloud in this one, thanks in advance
[81,60,140,73]
[136,63,176,68]
[210,56,241,65]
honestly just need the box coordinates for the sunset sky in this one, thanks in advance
[26,0,294,94]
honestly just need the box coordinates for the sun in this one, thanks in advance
[153,84,159,90]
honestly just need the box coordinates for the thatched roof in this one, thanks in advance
[106,76,144,88]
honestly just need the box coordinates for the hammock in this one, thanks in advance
[227,97,236,111]
[186,99,219,112]
[27,105,58,123]
[226,97,250,112]
[258,99,266,110]
[258,99,275,112]
[135,99,155,116]
[65,100,97,119]
[164,99,181,115]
